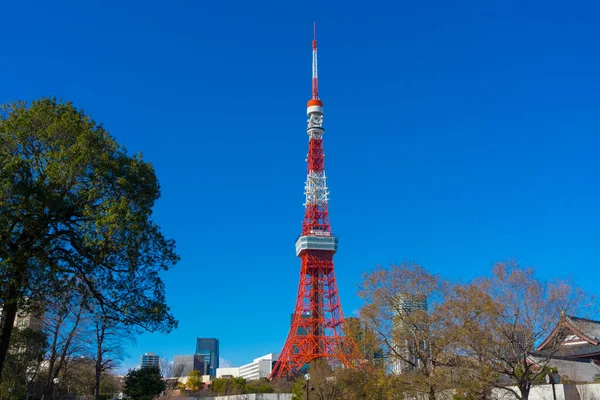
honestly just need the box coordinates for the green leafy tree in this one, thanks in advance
[123,366,165,400]
[0,98,179,379]
[183,370,205,397]
[245,378,274,394]
[210,376,246,395]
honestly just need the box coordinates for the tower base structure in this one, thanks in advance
[270,246,363,378]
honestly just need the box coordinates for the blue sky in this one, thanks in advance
[2,0,600,370]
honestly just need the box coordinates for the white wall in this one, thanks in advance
[239,359,272,380]
[216,367,241,378]
[175,395,291,400]
[492,384,600,400]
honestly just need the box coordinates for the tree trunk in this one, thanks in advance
[429,386,436,400]
[95,363,102,400]
[0,299,18,380]
[0,260,28,381]
[519,383,530,400]
[94,320,106,400]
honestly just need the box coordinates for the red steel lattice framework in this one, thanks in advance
[270,25,362,379]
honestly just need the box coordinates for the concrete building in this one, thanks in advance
[0,304,44,331]
[173,354,205,378]
[391,293,428,375]
[215,353,278,381]
[239,353,278,381]
[140,352,160,368]
[196,338,219,377]
[216,367,240,378]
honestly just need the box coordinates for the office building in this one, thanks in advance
[392,293,428,374]
[216,353,278,381]
[195,337,219,377]
[173,354,205,378]
[216,367,240,379]
[239,353,278,381]
[0,303,43,331]
[397,293,428,315]
[140,352,160,368]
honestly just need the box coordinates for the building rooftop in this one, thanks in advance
[537,315,600,358]
[529,354,600,383]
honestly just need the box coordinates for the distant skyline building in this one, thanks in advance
[0,303,44,354]
[392,293,429,374]
[0,303,44,332]
[195,337,219,377]
[396,293,428,315]
[140,352,160,369]
[173,354,205,378]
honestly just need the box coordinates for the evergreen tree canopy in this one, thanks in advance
[123,366,165,400]
[0,98,179,378]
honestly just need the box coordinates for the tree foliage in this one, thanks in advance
[245,378,274,394]
[358,262,464,400]
[335,368,403,400]
[210,376,247,395]
[0,98,179,378]
[451,260,594,400]
[356,260,595,400]
[182,369,205,396]
[123,366,165,400]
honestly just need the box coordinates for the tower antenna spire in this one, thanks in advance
[311,22,319,101]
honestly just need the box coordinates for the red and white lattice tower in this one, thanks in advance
[270,24,362,379]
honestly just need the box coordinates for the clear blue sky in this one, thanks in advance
[2,0,600,370]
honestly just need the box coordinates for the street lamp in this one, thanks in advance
[546,373,560,400]
[52,378,59,400]
[304,373,311,400]
[25,370,35,400]
[7,388,13,400]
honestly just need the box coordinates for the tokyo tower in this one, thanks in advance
[270,24,362,379]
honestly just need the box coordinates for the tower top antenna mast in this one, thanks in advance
[309,22,321,106]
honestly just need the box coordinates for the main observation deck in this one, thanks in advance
[295,231,339,256]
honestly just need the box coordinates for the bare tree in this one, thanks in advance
[304,359,343,400]
[41,287,91,398]
[359,262,470,400]
[453,260,595,400]
[91,314,132,400]
[159,357,174,378]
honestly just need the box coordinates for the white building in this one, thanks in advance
[140,352,160,368]
[216,367,240,378]
[239,353,278,381]
[216,353,278,381]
